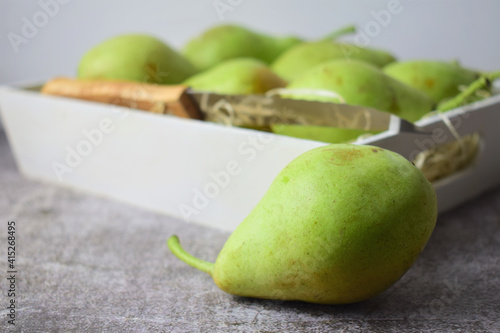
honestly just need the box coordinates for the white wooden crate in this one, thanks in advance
[1,84,499,231]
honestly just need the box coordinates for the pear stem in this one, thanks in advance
[319,24,357,42]
[167,235,214,276]
[437,70,500,112]
[489,70,500,80]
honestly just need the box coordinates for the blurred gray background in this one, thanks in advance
[1,0,499,84]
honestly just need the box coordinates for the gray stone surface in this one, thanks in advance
[0,126,499,333]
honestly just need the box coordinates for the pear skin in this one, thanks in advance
[182,25,302,71]
[272,41,397,81]
[383,60,479,103]
[271,124,380,144]
[78,34,198,84]
[169,144,437,304]
[183,58,287,95]
[285,59,435,122]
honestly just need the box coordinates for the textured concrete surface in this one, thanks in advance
[0,126,499,333]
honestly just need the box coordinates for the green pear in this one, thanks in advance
[271,124,380,144]
[169,144,437,304]
[182,25,302,71]
[271,41,397,81]
[183,58,287,95]
[383,60,479,103]
[78,34,198,84]
[437,70,500,111]
[284,59,435,122]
